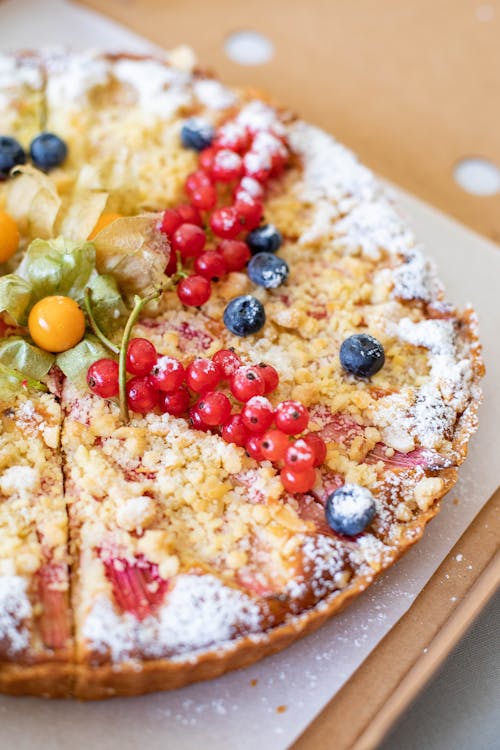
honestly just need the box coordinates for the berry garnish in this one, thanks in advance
[246,434,265,461]
[180,117,215,151]
[234,193,263,231]
[28,295,85,353]
[241,396,275,433]
[89,211,122,240]
[126,376,159,414]
[223,295,266,337]
[186,358,222,393]
[177,203,203,227]
[199,146,216,172]
[247,252,289,288]
[171,223,206,259]
[126,338,157,376]
[185,169,213,193]
[235,176,264,200]
[158,385,190,416]
[217,239,251,271]
[243,149,272,183]
[210,206,242,239]
[189,183,217,211]
[150,356,186,392]
[30,132,67,171]
[230,365,266,402]
[212,348,242,378]
[177,275,211,307]
[260,429,289,462]
[280,466,316,494]
[221,414,249,447]
[87,358,119,398]
[284,438,315,471]
[339,333,385,378]
[0,210,19,262]
[214,121,250,153]
[196,391,232,426]
[257,363,279,394]
[189,405,212,432]
[325,483,377,536]
[0,135,26,180]
[194,250,227,280]
[275,400,309,435]
[246,224,283,255]
[211,149,243,183]
[160,208,182,237]
[302,433,327,467]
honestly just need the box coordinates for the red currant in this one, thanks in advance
[177,204,203,227]
[150,356,186,392]
[186,358,222,393]
[246,434,265,461]
[217,239,251,271]
[212,348,242,378]
[243,149,272,183]
[190,184,217,211]
[302,433,327,467]
[185,169,213,193]
[194,251,227,280]
[211,149,243,183]
[189,405,211,432]
[126,338,157,376]
[275,400,310,435]
[235,176,264,200]
[214,122,250,153]
[260,429,289,462]
[177,275,211,307]
[126,376,159,414]
[160,208,182,237]
[196,391,232,426]
[210,206,242,239]
[284,438,315,471]
[241,396,275,433]
[257,363,279,394]
[230,366,266,402]
[199,147,216,172]
[221,413,249,447]
[171,223,206,259]
[280,466,316,494]
[234,193,263,231]
[87,358,119,398]
[158,386,190,416]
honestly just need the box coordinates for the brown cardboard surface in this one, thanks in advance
[71,2,500,744]
[79,0,500,242]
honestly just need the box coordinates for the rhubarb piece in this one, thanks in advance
[365,443,455,470]
[37,563,70,651]
[103,556,169,620]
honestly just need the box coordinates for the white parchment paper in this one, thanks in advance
[0,2,498,748]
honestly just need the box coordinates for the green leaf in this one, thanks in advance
[86,273,127,334]
[56,335,111,388]
[0,274,32,325]
[18,237,96,304]
[0,336,54,380]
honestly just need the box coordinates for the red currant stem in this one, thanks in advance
[118,292,160,423]
[0,363,48,392]
[83,287,120,356]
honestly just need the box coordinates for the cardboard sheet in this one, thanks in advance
[0,2,498,748]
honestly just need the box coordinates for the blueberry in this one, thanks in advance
[223,295,266,337]
[246,224,282,255]
[247,252,289,289]
[181,117,215,151]
[339,333,385,378]
[30,132,68,171]
[325,483,376,536]
[0,136,26,180]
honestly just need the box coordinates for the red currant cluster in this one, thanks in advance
[159,114,290,308]
[87,343,326,495]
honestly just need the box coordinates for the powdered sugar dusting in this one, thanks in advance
[194,78,236,110]
[83,574,262,662]
[0,576,31,655]
[392,248,443,302]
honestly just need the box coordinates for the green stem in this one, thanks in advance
[84,287,120,356]
[118,292,160,423]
